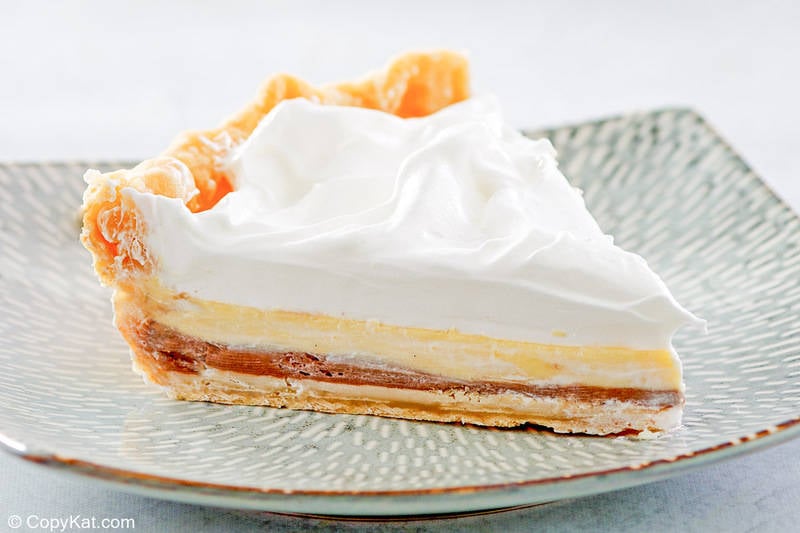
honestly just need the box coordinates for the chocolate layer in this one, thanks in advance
[127,318,681,407]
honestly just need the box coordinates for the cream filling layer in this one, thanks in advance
[137,283,683,391]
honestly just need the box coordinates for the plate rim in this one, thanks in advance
[3,106,800,515]
[3,418,800,515]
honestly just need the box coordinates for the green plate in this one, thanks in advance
[1,108,799,516]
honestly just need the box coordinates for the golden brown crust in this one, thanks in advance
[81,50,470,286]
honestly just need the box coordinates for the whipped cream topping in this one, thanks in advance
[127,96,701,350]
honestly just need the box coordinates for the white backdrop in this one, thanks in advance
[2,0,798,204]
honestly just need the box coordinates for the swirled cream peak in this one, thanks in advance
[127,96,701,349]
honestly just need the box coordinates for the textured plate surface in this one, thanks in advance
[1,108,799,516]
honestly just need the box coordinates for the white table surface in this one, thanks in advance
[2,1,799,531]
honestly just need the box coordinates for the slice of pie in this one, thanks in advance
[81,50,701,435]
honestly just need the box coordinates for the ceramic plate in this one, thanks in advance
[2,108,799,516]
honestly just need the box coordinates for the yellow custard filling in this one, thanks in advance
[119,282,682,391]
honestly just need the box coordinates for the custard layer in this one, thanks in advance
[128,284,683,391]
